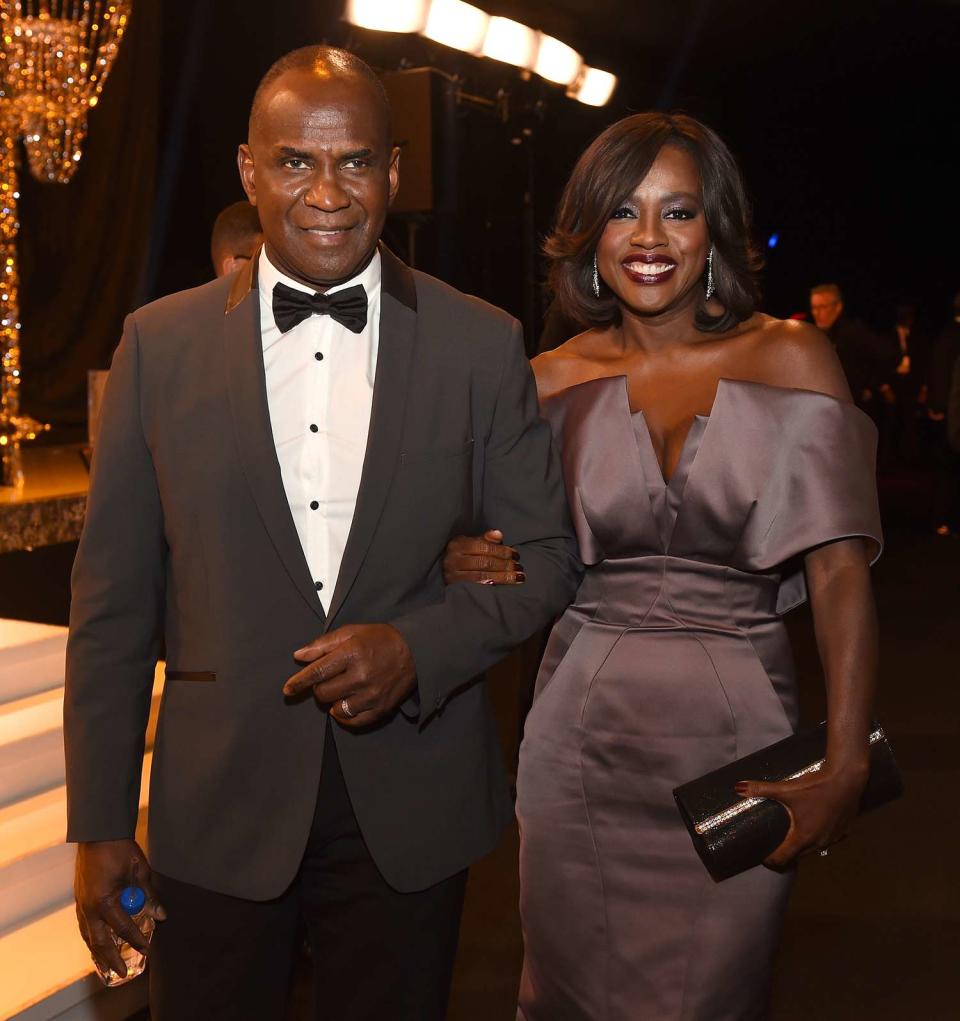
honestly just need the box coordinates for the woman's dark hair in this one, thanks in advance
[545,112,762,333]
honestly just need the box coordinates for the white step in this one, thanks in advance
[0,755,154,937]
[0,622,67,705]
[0,619,161,1019]
[0,903,148,1021]
[0,672,164,808]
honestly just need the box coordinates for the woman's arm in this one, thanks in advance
[737,320,878,866]
[738,537,877,866]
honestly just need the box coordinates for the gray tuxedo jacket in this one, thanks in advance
[63,247,581,898]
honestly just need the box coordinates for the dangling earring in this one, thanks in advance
[705,246,715,300]
[592,253,601,298]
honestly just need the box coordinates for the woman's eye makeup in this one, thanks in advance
[609,204,699,221]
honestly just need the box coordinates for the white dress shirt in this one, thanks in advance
[258,247,381,615]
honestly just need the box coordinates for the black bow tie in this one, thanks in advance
[272,281,368,335]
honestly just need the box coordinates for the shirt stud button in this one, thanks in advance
[309,423,318,433]
[315,581,323,591]
[310,500,319,510]
[315,352,324,361]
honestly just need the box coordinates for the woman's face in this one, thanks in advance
[595,144,709,320]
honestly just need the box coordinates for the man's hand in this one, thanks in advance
[75,839,165,979]
[284,624,417,728]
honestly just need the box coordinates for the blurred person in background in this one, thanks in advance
[876,302,930,466]
[929,291,960,534]
[949,359,960,455]
[809,283,891,414]
[210,199,263,278]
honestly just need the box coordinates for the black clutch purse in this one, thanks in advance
[672,723,904,882]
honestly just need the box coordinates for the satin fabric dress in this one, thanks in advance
[516,376,882,1021]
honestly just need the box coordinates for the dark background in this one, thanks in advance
[16,0,960,425]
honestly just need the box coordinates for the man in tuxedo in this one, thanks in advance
[65,46,580,1020]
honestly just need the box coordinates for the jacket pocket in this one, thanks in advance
[400,439,474,465]
[164,669,217,682]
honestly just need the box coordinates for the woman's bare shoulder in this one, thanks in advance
[739,315,852,402]
[532,330,607,400]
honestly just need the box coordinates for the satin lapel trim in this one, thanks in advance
[223,285,325,622]
[325,271,417,628]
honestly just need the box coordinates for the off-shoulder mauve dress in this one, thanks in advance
[516,376,882,1021]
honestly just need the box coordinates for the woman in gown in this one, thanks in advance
[443,113,882,1020]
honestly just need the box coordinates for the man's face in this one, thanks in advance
[810,292,842,330]
[239,70,399,290]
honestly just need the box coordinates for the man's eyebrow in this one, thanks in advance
[272,145,377,161]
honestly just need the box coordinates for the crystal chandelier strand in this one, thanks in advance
[0,0,130,467]
[0,124,21,434]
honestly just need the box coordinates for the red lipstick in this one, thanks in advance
[621,252,678,285]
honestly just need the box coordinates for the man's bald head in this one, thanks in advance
[237,44,400,289]
[249,46,391,145]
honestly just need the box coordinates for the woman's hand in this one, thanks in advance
[442,529,525,586]
[734,757,870,869]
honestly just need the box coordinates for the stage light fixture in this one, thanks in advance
[345,0,429,33]
[534,34,583,86]
[569,66,618,107]
[481,16,540,69]
[422,0,490,53]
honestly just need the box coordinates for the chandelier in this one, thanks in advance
[0,1,131,483]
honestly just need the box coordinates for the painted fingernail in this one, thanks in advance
[734,782,750,795]
[515,572,526,582]
[481,578,495,585]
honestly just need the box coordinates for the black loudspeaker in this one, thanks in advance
[381,67,443,214]
[380,68,459,276]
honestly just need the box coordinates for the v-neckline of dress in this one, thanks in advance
[618,374,725,488]
[615,374,726,550]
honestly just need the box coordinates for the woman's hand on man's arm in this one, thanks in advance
[442,529,526,586]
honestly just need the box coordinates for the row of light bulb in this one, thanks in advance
[345,0,618,107]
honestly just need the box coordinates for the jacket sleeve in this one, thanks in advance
[63,315,166,842]
[389,320,583,721]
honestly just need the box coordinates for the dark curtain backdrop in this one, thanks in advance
[19,0,162,427]
[15,0,960,425]
[146,1,341,303]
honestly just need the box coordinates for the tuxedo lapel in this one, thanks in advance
[223,255,325,623]
[325,246,418,627]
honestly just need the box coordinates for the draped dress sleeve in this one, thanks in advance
[737,387,883,613]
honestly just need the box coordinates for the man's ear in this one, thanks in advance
[220,256,241,278]
[238,144,257,205]
[387,145,401,207]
